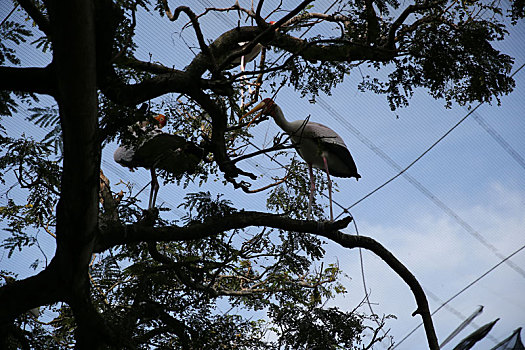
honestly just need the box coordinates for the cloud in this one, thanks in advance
[329,182,525,348]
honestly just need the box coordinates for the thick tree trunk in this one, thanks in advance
[47,0,104,348]
[0,0,101,333]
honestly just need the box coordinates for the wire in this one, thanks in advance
[471,109,525,171]
[0,3,18,27]
[393,242,525,348]
[344,61,525,211]
[318,93,525,279]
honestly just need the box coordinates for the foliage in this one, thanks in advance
[0,0,522,349]
[0,20,31,66]
[0,19,34,116]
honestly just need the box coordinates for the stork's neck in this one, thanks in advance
[272,104,295,134]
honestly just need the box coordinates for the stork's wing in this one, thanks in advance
[302,122,360,179]
[134,134,204,175]
[304,122,347,147]
[319,141,360,179]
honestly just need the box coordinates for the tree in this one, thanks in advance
[0,0,522,348]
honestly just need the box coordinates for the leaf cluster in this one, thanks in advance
[0,135,60,258]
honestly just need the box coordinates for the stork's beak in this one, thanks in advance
[240,101,266,127]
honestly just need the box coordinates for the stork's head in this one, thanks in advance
[240,98,276,126]
[154,114,167,128]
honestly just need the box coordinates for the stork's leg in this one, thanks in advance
[240,55,246,107]
[322,156,334,221]
[149,167,159,210]
[307,163,315,220]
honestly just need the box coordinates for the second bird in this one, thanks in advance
[242,98,360,221]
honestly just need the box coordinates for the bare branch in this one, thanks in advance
[241,174,288,193]
[315,232,439,350]
[255,0,266,24]
[161,3,217,71]
[95,212,353,252]
[231,143,293,164]
[284,12,352,27]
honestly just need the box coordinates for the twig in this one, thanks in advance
[242,174,288,193]
[161,3,218,71]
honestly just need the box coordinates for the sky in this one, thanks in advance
[1,1,524,349]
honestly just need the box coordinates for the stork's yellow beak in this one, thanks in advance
[240,101,266,127]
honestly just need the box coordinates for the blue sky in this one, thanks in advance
[1,1,524,348]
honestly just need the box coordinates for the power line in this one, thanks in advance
[317,94,525,279]
[0,3,18,27]
[471,109,525,171]
[338,61,525,212]
[393,242,525,348]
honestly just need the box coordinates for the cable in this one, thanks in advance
[1,3,18,27]
[317,93,525,278]
[340,102,484,211]
[471,109,525,171]
[393,243,525,348]
[344,61,525,211]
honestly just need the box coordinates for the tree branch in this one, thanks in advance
[94,212,438,348]
[161,3,217,72]
[315,231,439,350]
[115,55,179,75]
[0,265,63,323]
[189,89,256,181]
[0,66,56,96]
[99,69,195,106]
[95,212,353,252]
[17,0,50,35]
[231,143,293,164]
[387,0,445,49]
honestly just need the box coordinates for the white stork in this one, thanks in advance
[242,98,360,221]
[114,114,203,209]
[231,42,263,71]
[231,42,264,107]
[229,21,276,70]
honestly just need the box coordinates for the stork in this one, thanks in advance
[231,42,263,71]
[231,42,263,107]
[229,22,276,70]
[241,98,360,221]
[229,21,276,106]
[114,114,204,209]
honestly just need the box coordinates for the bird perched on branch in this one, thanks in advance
[242,98,360,221]
[231,42,263,70]
[114,113,204,209]
[230,20,279,72]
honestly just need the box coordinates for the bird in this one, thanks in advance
[230,41,264,107]
[231,42,263,70]
[114,113,204,209]
[228,21,276,70]
[229,21,277,106]
[241,98,360,221]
